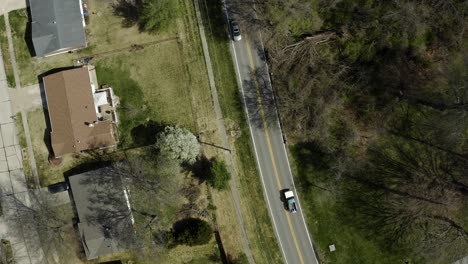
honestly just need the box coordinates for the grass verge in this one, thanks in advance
[13,113,34,188]
[1,239,14,264]
[199,0,282,263]
[0,15,16,87]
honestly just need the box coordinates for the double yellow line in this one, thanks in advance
[244,33,305,264]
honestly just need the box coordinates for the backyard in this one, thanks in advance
[7,0,248,262]
[14,0,208,184]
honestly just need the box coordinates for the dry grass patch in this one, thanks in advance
[0,16,15,87]
[158,241,219,264]
[211,189,244,259]
[13,113,34,188]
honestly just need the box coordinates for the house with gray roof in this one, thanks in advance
[69,167,135,260]
[30,0,87,57]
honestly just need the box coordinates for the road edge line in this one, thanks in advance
[222,1,290,263]
[250,2,320,262]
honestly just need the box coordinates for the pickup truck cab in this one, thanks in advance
[284,190,297,213]
[230,20,242,41]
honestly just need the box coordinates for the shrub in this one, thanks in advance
[173,218,212,246]
[208,159,230,190]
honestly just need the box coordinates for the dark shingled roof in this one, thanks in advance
[30,0,86,56]
[69,167,135,260]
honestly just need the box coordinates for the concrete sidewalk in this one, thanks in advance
[0,30,45,264]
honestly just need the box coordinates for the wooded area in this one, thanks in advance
[244,0,467,262]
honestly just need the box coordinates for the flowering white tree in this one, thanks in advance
[155,126,200,164]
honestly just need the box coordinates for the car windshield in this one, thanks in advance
[232,23,240,34]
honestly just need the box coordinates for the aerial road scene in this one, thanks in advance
[0,0,466,264]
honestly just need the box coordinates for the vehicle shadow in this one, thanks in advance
[279,189,289,211]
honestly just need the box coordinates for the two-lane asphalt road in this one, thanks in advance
[223,3,319,264]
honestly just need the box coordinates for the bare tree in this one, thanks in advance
[10,191,79,262]
[344,136,468,261]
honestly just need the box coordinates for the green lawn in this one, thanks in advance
[95,41,196,148]
[1,239,14,264]
[0,16,15,87]
[92,0,213,149]
[199,0,282,263]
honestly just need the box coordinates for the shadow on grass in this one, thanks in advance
[201,0,230,43]
[214,230,228,264]
[63,160,113,178]
[24,7,35,57]
[130,120,165,147]
[290,142,332,188]
[184,155,212,183]
[112,0,144,29]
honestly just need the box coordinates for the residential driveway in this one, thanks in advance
[9,84,44,114]
[0,0,27,15]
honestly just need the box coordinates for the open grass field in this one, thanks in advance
[198,0,282,263]
[0,16,15,87]
[91,0,219,149]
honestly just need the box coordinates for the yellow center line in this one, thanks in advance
[244,33,305,264]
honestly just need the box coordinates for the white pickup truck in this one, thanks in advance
[284,190,297,213]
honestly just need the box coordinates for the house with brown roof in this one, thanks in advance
[43,65,119,158]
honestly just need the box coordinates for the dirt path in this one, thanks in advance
[193,0,255,263]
